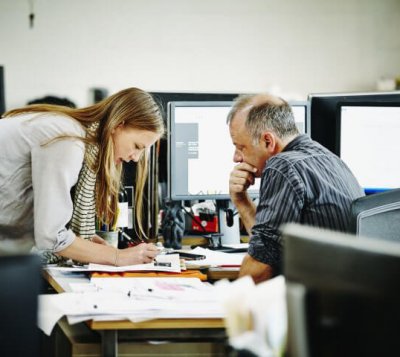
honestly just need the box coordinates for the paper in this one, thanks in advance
[38,277,225,336]
[214,275,287,357]
[185,247,245,267]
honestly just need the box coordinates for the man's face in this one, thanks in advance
[229,110,270,177]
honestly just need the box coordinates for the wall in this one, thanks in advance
[0,0,399,109]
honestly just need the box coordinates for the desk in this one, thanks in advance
[43,269,228,357]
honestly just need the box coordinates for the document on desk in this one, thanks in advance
[45,253,181,273]
[38,277,225,336]
[184,247,245,268]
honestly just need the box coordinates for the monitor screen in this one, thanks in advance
[338,103,400,194]
[168,100,308,201]
[309,91,400,155]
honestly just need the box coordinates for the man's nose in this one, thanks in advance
[233,150,243,163]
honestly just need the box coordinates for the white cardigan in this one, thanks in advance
[0,113,86,253]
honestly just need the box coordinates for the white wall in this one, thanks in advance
[1,0,399,108]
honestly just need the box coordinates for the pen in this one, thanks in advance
[119,229,144,243]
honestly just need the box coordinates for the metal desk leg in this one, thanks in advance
[101,330,118,357]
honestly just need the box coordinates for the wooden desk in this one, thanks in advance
[43,270,228,357]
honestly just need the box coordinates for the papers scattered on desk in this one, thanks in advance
[45,253,181,273]
[38,277,225,336]
[185,247,245,268]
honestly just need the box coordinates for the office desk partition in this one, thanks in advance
[42,269,228,357]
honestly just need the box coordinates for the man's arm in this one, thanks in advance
[231,193,256,235]
[239,254,274,284]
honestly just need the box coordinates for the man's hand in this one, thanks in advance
[229,163,258,234]
[229,162,258,195]
[239,254,274,284]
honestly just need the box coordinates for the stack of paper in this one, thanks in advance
[38,277,225,336]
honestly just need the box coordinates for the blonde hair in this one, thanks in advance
[4,87,165,239]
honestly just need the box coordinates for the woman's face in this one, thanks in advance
[112,124,160,164]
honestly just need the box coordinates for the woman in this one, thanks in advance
[0,87,163,266]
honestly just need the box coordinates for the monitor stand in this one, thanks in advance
[218,200,240,245]
[202,201,244,253]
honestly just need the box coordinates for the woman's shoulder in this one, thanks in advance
[15,112,85,142]
[29,112,85,136]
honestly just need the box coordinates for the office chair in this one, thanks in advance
[0,254,42,357]
[283,223,400,357]
[348,188,400,242]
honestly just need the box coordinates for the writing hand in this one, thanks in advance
[122,243,159,265]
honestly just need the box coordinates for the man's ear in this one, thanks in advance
[263,131,276,151]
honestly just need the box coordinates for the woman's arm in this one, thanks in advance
[57,235,159,266]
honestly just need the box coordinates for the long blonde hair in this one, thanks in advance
[4,87,165,238]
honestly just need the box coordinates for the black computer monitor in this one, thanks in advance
[308,91,400,155]
[150,92,238,184]
[337,102,400,194]
[283,223,400,357]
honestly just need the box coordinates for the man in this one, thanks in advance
[228,94,364,283]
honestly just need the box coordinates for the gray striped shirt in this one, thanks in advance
[248,134,364,273]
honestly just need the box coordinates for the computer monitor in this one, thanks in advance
[337,102,400,194]
[283,223,400,357]
[150,92,238,184]
[308,91,400,155]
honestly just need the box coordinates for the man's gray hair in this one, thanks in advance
[227,94,299,145]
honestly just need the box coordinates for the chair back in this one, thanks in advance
[348,188,400,241]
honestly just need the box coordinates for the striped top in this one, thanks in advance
[248,134,365,274]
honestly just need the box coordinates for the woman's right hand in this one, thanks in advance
[117,243,159,266]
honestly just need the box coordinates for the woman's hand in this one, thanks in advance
[118,243,159,265]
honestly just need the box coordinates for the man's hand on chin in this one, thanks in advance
[239,254,274,284]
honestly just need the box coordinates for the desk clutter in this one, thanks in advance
[39,248,247,336]
[39,276,226,336]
